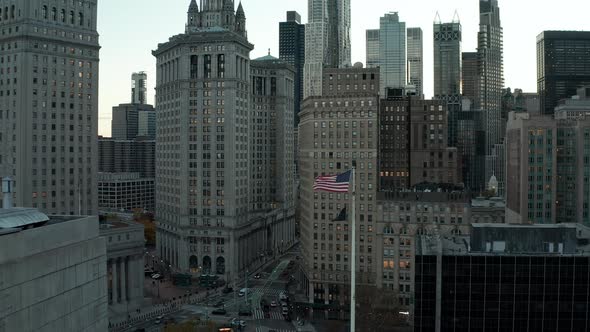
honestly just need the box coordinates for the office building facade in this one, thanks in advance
[407,27,423,97]
[555,86,590,120]
[0,0,100,215]
[111,103,156,140]
[537,31,590,116]
[279,11,305,125]
[379,96,462,191]
[98,137,155,178]
[365,29,380,69]
[434,20,462,147]
[153,1,295,283]
[505,112,590,224]
[98,172,155,213]
[379,12,406,95]
[415,223,590,332]
[457,107,486,191]
[304,0,351,98]
[461,52,478,104]
[299,67,379,305]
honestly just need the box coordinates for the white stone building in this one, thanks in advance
[0,209,107,331]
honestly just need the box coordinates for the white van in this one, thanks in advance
[239,288,249,297]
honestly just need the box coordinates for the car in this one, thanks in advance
[230,318,246,328]
[282,308,289,315]
[254,273,261,279]
[151,273,163,280]
[211,309,227,315]
[155,316,163,324]
[270,301,277,307]
[238,309,252,316]
[238,288,248,297]
[222,287,233,294]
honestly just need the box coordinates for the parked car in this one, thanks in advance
[270,301,277,307]
[222,287,233,294]
[151,273,163,280]
[211,309,227,315]
[254,273,261,279]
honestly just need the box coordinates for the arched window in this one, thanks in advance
[42,5,47,19]
[69,11,74,24]
[51,7,56,21]
[60,9,65,22]
[78,12,83,26]
[383,226,394,235]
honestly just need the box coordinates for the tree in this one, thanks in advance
[355,285,408,332]
[133,208,156,245]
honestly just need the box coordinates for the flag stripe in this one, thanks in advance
[313,170,351,193]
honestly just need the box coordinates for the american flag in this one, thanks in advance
[313,170,352,193]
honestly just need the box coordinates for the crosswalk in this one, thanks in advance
[253,308,285,320]
[255,328,296,332]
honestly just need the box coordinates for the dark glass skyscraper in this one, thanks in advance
[537,31,590,115]
[462,52,478,103]
[434,19,462,147]
[279,11,305,125]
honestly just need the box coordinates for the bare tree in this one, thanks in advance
[355,285,408,332]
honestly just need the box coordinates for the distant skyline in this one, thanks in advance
[97,0,590,136]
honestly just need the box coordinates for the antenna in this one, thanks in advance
[452,10,460,23]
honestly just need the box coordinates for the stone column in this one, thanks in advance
[137,257,144,303]
[113,258,119,303]
[121,257,127,304]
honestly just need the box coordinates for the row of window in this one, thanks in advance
[40,5,86,27]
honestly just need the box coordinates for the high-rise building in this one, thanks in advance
[111,103,156,140]
[279,11,305,125]
[457,105,486,191]
[98,172,155,213]
[477,0,504,157]
[153,1,295,282]
[98,137,155,178]
[304,0,351,98]
[0,209,107,332]
[0,1,100,215]
[461,52,478,103]
[415,223,590,331]
[434,19,462,147]
[555,86,590,120]
[407,27,423,97]
[366,29,380,69]
[537,31,590,116]
[299,66,379,304]
[379,94,462,191]
[379,12,406,95]
[131,71,147,104]
[505,112,590,224]
[112,73,156,140]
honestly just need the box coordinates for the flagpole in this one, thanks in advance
[350,164,356,332]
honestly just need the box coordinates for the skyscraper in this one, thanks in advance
[407,27,423,97]
[366,29,380,69]
[477,0,504,156]
[153,0,295,282]
[434,18,462,147]
[279,11,305,125]
[299,66,379,305]
[0,1,100,215]
[131,71,147,104]
[379,12,406,95]
[537,31,590,115]
[111,103,156,140]
[461,52,478,103]
[304,0,351,98]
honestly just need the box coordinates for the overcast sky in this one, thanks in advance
[97,0,590,136]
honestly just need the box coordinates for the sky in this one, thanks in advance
[97,0,590,137]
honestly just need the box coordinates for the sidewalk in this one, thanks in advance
[108,287,224,332]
